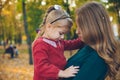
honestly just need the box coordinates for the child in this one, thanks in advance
[32,5,84,80]
[13,46,19,58]
[3,44,14,59]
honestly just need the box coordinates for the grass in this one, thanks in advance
[0,44,120,80]
[0,44,74,80]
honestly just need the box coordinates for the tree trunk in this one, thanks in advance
[22,0,33,64]
[64,0,73,56]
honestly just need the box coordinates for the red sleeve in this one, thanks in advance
[32,40,60,79]
[63,38,84,50]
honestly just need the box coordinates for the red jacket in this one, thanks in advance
[32,37,83,80]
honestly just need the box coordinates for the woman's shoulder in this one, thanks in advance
[79,46,107,67]
[77,45,104,61]
[84,46,106,64]
[77,45,95,54]
[67,45,96,62]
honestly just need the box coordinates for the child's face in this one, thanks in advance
[44,19,70,41]
[47,26,68,41]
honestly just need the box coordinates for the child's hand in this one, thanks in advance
[58,65,79,78]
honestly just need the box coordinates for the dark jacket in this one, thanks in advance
[63,45,108,80]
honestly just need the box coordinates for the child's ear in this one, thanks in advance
[46,23,52,28]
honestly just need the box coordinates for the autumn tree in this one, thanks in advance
[107,0,120,39]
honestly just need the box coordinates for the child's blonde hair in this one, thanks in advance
[35,5,73,40]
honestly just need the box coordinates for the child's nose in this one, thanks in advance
[61,35,64,39]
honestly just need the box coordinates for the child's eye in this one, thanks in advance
[59,32,64,35]
[59,33,63,35]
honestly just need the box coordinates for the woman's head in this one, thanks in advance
[36,5,73,40]
[76,2,113,45]
[76,2,120,80]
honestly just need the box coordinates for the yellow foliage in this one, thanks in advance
[2,9,11,15]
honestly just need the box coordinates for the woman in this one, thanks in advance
[63,2,120,80]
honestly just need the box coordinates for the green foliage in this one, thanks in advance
[1,0,107,44]
[16,1,22,13]
[107,0,120,38]
[24,0,103,40]
[108,0,120,5]
[26,1,44,41]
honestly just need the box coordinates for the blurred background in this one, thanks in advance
[0,0,120,80]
